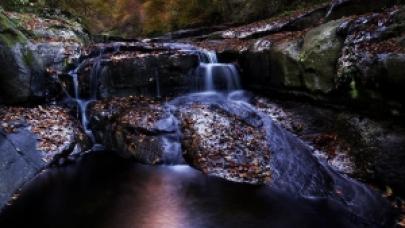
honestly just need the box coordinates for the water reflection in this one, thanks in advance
[0,152,391,228]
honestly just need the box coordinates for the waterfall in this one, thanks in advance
[195,50,241,92]
[68,47,110,150]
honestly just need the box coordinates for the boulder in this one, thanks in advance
[301,19,346,93]
[0,10,45,104]
[0,9,88,104]
[269,39,303,88]
[89,96,183,164]
[0,106,89,211]
[0,128,44,212]
[179,104,271,184]
[98,52,198,98]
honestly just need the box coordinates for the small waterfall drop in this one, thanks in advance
[68,46,113,150]
[195,50,241,92]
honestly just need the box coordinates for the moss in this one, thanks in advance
[350,80,359,99]
[22,49,35,67]
[0,11,28,47]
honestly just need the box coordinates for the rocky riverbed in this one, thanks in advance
[1,0,405,226]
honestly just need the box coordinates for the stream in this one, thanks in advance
[0,43,397,227]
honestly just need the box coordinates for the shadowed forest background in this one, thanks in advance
[2,0,330,36]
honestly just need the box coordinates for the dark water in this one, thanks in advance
[0,151,390,228]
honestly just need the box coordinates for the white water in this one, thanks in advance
[68,47,114,150]
[195,50,241,92]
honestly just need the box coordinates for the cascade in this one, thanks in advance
[68,46,116,149]
[194,50,241,92]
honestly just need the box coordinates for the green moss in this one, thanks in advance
[0,11,28,46]
[22,49,35,67]
[350,80,359,99]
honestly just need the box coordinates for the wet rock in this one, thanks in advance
[162,26,228,40]
[0,128,44,211]
[301,19,346,93]
[326,0,398,20]
[0,105,89,211]
[336,6,405,110]
[220,4,328,40]
[89,96,182,164]
[179,104,271,184]
[338,114,405,195]
[252,97,405,196]
[72,44,199,99]
[268,39,303,88]
[0,9,88,104]
[0,10,45,104]
[98,52,198,98]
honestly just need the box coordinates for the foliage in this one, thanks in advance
[0,0,330,36]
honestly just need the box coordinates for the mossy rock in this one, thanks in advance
[301,19,346,93]
[270,40,303,88]
[0,10,28,47]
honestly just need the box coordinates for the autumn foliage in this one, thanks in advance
[1,0,329,36]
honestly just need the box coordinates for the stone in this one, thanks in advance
[0,128,44,211]
[0,105,89,211]
[326,0,397,20]
[89,97,183,165]
[0,9,88,104]
[269,40,303,88]
[179,104,271,185]
[301,19,346,93]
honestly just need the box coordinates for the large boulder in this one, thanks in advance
[0,10,45,104]
[300,19,346,93]
[179,104,271,184]
[98,52,198,98]
[0,106,89,211]
[268,39,303,88]
[72,44,199,99]
[0,9,88,104]
[89,96,183,164]
[336,6,405,112]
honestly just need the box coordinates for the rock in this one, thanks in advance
[66,43,199,99]
[337,114,405,195]
[252,96,405,196]
[220,4,328,40]
[97,52,198,98]
[0,105,89,211]
[301,19,346,93]
[0,10,45,104]
[336,6,405,108]
[269,39,303,88]
[326,0,398,20]
[0,9,88,104]
[161,26,228,40]
[89,96,183,164]
[179,104,271,184]
[0,128,44,211]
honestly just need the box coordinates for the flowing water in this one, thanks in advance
[0,43,396,227]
